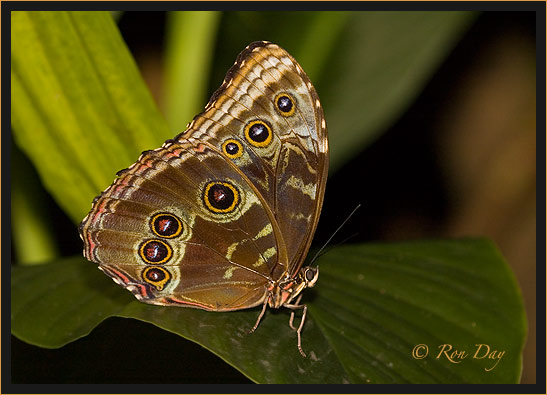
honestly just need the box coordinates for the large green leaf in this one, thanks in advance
[12,239,525,383]
[322,11,477,173]
[11,11,171,223]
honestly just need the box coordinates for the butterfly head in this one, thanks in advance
[267,266,319,309]
[301,266,319,288]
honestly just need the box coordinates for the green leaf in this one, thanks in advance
[163,11,222,133]
[12,239,525,383]
[293,11,353,82]
[11,11,171,224]
[11,143,59,264]
[321,11,478,172]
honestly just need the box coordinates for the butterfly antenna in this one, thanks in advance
[310,204,361,266]
[314,232,359,261]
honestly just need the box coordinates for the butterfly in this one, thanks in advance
[79,41,328,357]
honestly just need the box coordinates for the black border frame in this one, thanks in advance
[2,1,545,393]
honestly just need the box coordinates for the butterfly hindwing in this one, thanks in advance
[80,140,286,310]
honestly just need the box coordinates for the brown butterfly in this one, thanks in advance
[79,41,328,357]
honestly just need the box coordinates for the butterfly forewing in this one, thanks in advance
[178,42,328,276]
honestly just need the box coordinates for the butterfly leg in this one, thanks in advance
[288,294,303,330]
[249,298,268,334]
[286,295,308,357]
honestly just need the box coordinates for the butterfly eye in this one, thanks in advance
[304,267,318,285]
[244,120,273,147]
[222,139,243,159]
[275,93,295,116]
[139,239,172,264]
[203,181,240,213]
[142,266,170,291]
[150,213,183,238]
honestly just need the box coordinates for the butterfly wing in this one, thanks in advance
[80,41,327,309]
[80,140,286,310]
[179,41,328,276]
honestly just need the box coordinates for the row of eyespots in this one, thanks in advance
[139,212,184,290]
[221,92,295,158]
[139,238,172,290]
[139,178,241,290]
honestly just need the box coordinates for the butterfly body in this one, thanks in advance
[80,41,327,355]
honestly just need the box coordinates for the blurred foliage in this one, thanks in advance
[211,12,476,173]
[11,11,171,224]
[11,143,59,264]
[163,11,221,132]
